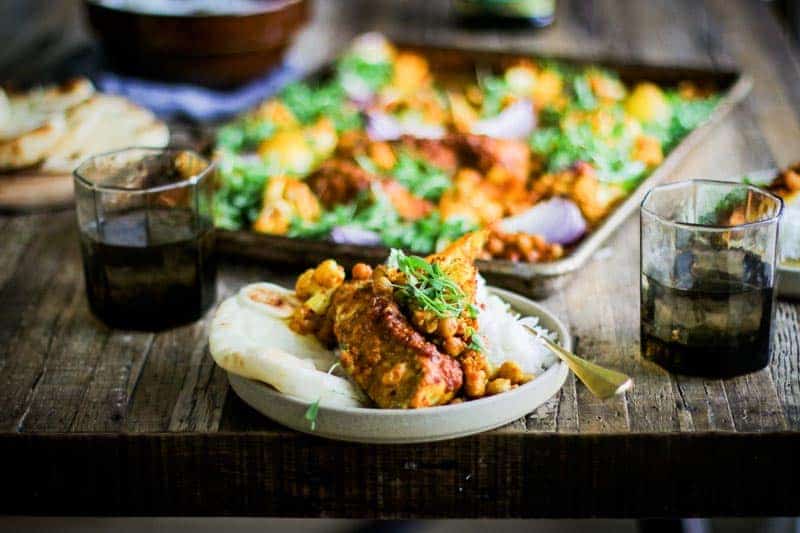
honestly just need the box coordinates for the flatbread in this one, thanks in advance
[209,283,366,408]
[0,78,94,170]
[0,115,67,170]
[0,78,94,140]
[39,95,170,174]
[0,79,170,174]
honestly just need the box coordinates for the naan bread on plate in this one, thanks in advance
[210,283,367,408]
[0,78,95,170]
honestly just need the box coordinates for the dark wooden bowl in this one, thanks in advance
[84,0,309,88]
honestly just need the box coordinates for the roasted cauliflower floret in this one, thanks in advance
[586,69,627,101]
[531,161,624,224]
[289,259,346,337]
[391,52,431,92]
[625,82,671,124]
[253,100,298,129]
[532,68,565,109]
[631,134,664,167]
[439,168,504,225]
[252,176,321,235]
[257,130,315,175]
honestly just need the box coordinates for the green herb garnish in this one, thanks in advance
[465,326,485,353]
[388,249,468,318]
[304,362,342,431]
[304,399,320,431]
[390,152,451,201]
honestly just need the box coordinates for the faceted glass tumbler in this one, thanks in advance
[74,148,217,331]
[640,179,783,377]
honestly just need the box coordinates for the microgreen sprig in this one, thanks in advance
[387,249,467,319]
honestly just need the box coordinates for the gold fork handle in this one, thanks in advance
[525,326,633,399]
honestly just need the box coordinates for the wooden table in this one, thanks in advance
[1,0,799,519]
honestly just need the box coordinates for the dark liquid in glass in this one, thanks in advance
[641,262,774,377]
[80,208,216,330]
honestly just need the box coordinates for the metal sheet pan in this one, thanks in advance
[217,43,753,298]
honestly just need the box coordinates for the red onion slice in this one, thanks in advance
[471,99,536,140]
[330,226,382,246]
[499,197,588,245]
[366,111,446,141]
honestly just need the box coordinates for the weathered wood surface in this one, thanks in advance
[0,0,799,518]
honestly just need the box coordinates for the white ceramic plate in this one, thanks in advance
[228,287,571,443]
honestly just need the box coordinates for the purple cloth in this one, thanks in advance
[96,64,301,121]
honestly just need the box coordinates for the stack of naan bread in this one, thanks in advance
[0,78,169,207]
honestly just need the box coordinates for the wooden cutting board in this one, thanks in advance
[0,171,74,211]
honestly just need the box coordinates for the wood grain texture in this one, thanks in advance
[0,0,798,518]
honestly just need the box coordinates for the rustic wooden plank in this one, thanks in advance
[525,290,569,432]
[69,331,154,432]
[14,246,112,432]
[723,371,787,432]
[0,432,798,518]
[0,215,43,288]
[0,213,81,431]
[560,225,632,433]
[125,318,216,432]
[770,303,800,430]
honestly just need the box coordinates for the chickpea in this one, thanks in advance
[516,234,534,255]
[486,378,512,396]
[437,317,458,338]
[425,317,438,335]
[352,263,373,281]
[525,250,541,263]
[373,272,394,295]
[487,236,505,256]
[550,244,564,259]
[497,361,525,384]
[444,336,465,356]
[530,234,546,251]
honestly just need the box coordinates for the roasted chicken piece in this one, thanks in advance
[451,133,531,183]
[438,167,536,225]
[399,135,459,173]
[381,179,434,220]
[330,280,463,408]
[306,158,375,208]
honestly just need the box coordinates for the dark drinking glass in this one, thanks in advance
[640,180,783,377]
[74,148,217,330]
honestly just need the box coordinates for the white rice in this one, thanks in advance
[475,276,559,375]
